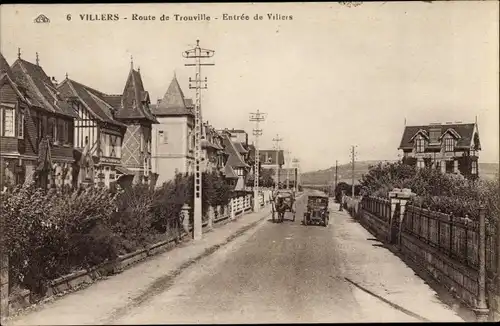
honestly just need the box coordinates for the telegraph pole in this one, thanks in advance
[272,134,283,189]
[183,40,215,241]
[250,109,266,212]
[350,146,357,197]
[334,160,338,191]
[292,158,299,191]
[286,149,292,189]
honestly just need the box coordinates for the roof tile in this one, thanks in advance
[399,123,477,149]
[10,58,77,118]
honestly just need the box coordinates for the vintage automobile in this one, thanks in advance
[271,189,296,223]
[303,194,329,227]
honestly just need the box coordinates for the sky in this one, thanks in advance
[1,2,498,172]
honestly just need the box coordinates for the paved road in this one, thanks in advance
[107,189,463,324]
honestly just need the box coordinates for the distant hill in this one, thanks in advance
[301,160,499,186]
[480,163,500,181]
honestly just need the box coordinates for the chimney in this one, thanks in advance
[454,121,462,124]
[446,121,453,124]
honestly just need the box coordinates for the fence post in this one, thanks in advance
[207,206,214,230]
[181,203,191,237]
[230,197,235,221]
[474,205,489,321]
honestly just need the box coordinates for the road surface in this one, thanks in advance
[102,189,463,324]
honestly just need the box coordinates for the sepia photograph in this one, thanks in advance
[0,1,499,324]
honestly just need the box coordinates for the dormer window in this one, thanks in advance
[444,138,454,152]
[415,138,425,153]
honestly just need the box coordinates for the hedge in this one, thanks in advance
[0,170,234,298]
[360,161,499,223]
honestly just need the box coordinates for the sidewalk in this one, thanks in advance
[6,206,272,326]
[329,201,465,322]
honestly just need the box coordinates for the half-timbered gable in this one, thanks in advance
[57,78,130,188]
[104,63,158,185]
[4,52,77,189]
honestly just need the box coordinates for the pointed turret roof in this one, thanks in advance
[151,75,194,117]
[112,66,157,123]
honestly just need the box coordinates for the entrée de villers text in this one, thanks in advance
[76,13,293,21]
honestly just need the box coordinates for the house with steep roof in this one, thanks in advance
[151,74,196,186]
[398,121,481,178]
[104,62,158,185]
[57,77,132,188]
[202,122,227,174]
[220,130,250,190]
[2,51,78,189]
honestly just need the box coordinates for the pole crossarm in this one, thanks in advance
[183,39,215,241]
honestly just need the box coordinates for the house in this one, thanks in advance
[151,74,195,186]
[57,77,131,188]
[104,62,158,185]
[1,51,78,190]
[202,122,227,174]
[398,121,481,178]
[259,149,285,185]
[220,129,250,190]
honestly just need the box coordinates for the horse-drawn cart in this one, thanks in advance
[271,190,296,223]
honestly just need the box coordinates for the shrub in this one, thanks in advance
[111,183,160,254]
[1,184,118,297]
[361,162,499,222]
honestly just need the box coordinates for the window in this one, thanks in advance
[147,138,151,153]
[116,137,122,158]
[57,119,65,143]
[17,112,24,139]
[159,130,168,144]
[415,138,425,153]
[2,107,15,137]
[445,138,454,152]
[446,160,454,173]
[417,160,425,169]
[110,135,117,158]
[140,134,144,152]
[429,129,440,143]
[471,161,478,175]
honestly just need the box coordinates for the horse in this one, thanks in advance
[275,197,288,223]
